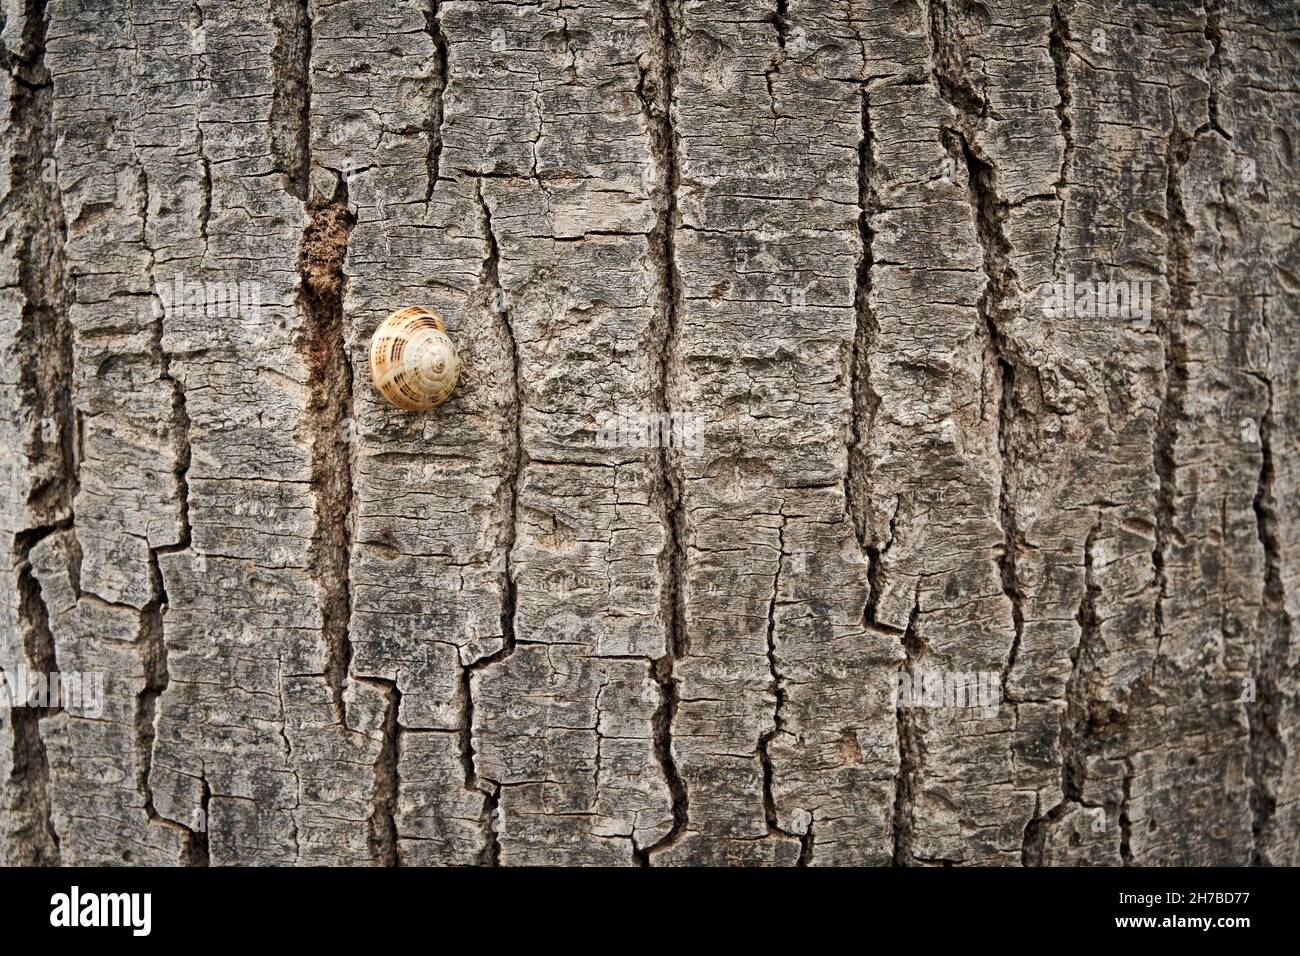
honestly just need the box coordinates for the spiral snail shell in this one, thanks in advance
[369,306,461,411]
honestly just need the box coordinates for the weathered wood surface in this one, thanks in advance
[1,0,1297,865]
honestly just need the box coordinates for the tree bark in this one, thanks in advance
[1,0,1297,866]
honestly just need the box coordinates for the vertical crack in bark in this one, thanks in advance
[848,87,881,583]
[197,125,212,248]
[271,667,301,863]
[796,822,814,866]
[188,774,211,866]
[1048,2,1074,273]
[1118,758,1134,864]
[891,591,923,865]
[364,678,401,866]
[926,0,987,122]
[1022,517,1103,864]
[190,0,211,247]
[1063,520,1103,804]
[968,152,1026,705]
[758,513,803,858]
[423,0,449,202]
[478,783,503,866]
[763,0,789,116]
[921,11,1017,867]
[4,0,76,525]
[11,526,70,683]
[865,504,903,632]
[1247,295,1289,865]
[462,178,523,865]
[473,182,521,666]
[1199,0,1229,140]
[138,550,208,864]
[456,659,501,865]
[7,528,66,864]
[454,662,477,793]
[135,150,195,551]
[473,180,522,666]
[769,0,789,48]
[133,29,197,857]
[928,0,1026,703]
[844,15,894,637]
[1152,129,1193,676]
[270,0,312,201]
[296,176,357,728]
[152,280,194,549]
[1020,793,1047,866]
[2,0,72,867]
[132,0,196,591]
[951,136,1025,703]
[634,0,689,864]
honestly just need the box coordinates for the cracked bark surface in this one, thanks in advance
[1,0,1297,866]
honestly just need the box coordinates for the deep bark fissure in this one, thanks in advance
[455,663,477,793]
[1200,0,1229,140]
[270,0,312,201]
[951,133,1026,704]
[796,822,814,866]
[635,0,689,865]
[296,176,357,728]
[365,678,402,866]
[474,182,521,665]
[478,783,502,866]
[423,0,449,201]
[930,12,1063,864]
[463,178,523,865]
[1246,297,1290,865]
[129,2,196,562]
[2,1,70,866]
[1048,2,1074,273]
[5,0,75,526]
[455,656,501,864]
[927,0,988,122]
[1063,520,1103,804]
[1020,793,1053,866]
[1119,759,1134,864]
[927,0,1027,704]
[6,528,66,865]
[763,0,790,115]
[848,86,881,583]
[197,126,212,248]
[186,774,211,867]
[769,0,789,50]
[891,592,924,865]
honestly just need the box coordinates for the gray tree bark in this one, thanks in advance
[1,0,1297,866]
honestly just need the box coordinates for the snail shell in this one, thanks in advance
[369,306,461,411]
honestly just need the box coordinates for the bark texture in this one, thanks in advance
[1,0,1298,866]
